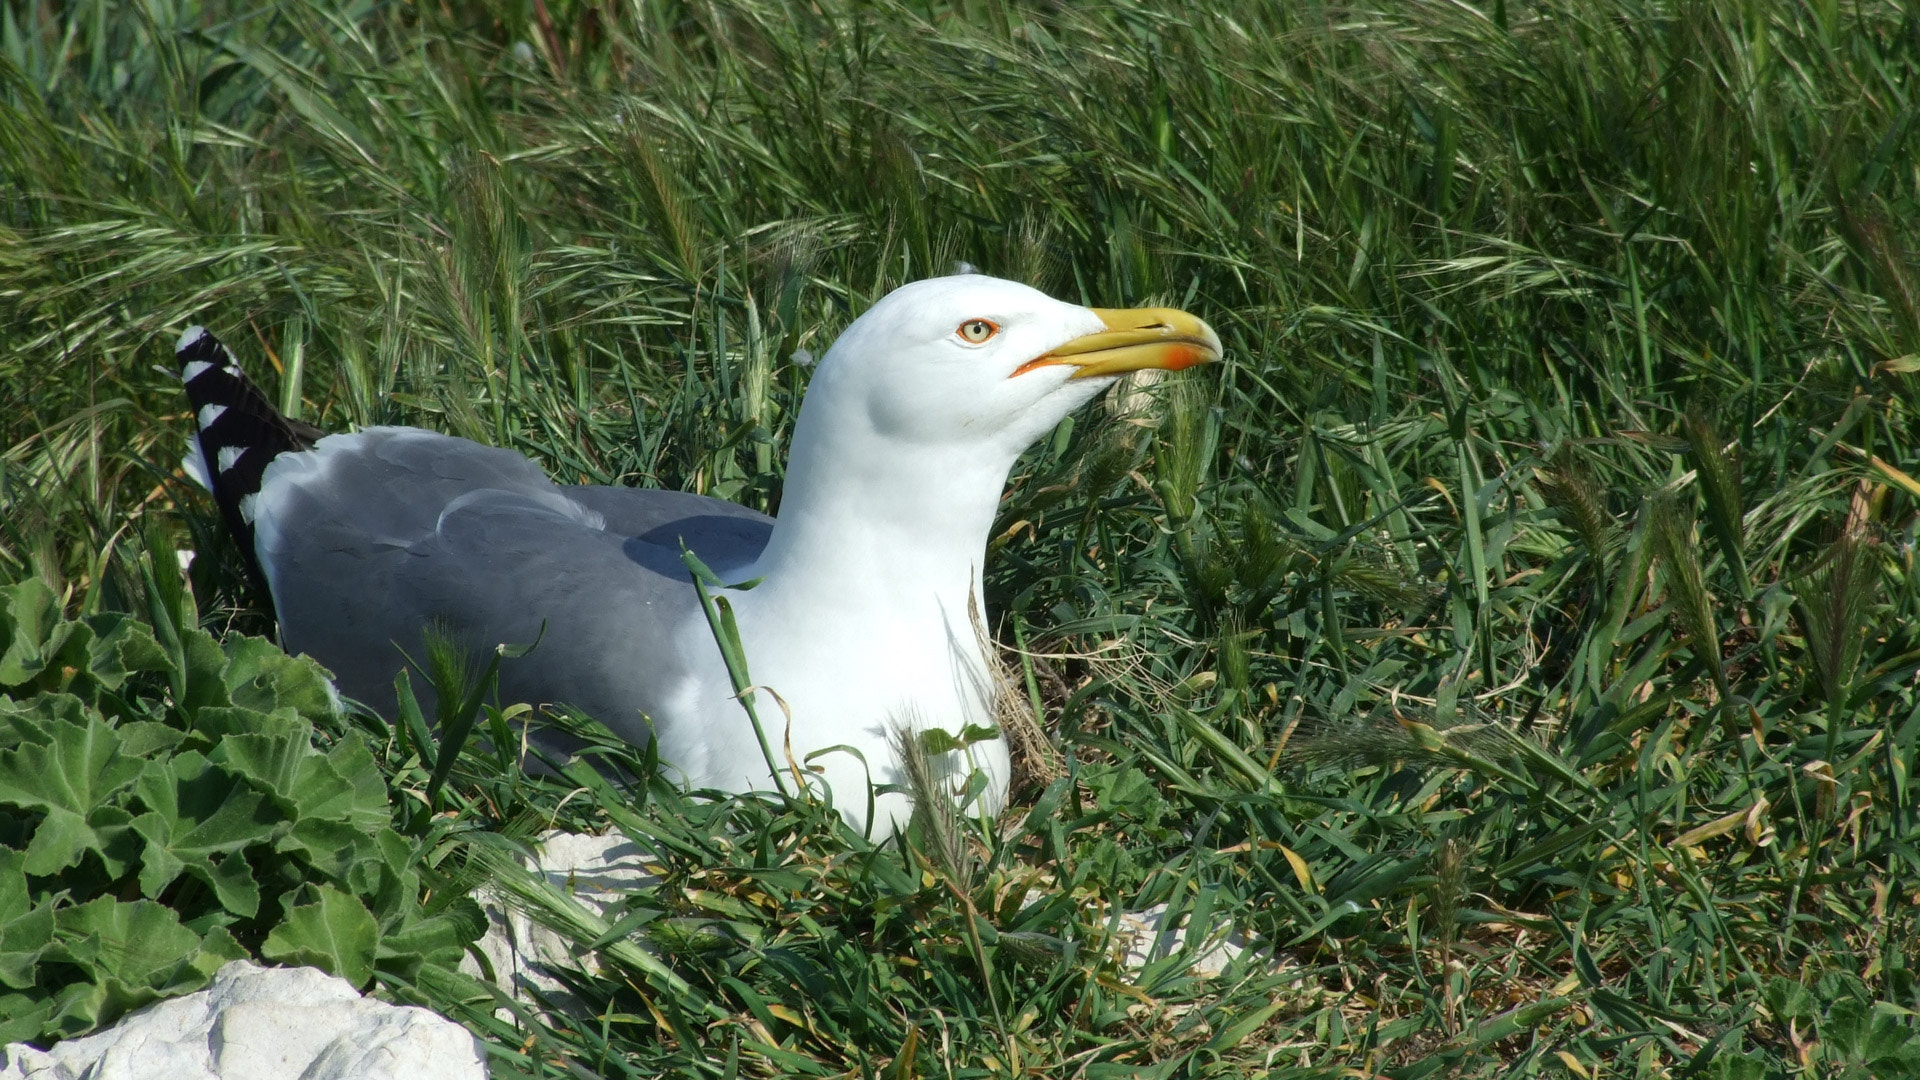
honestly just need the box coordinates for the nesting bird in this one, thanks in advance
[180,275,1219,836]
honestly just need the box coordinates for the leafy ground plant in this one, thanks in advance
[3,0,1920,1077]
[0,567,483,1046]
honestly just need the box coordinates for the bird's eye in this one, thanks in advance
[957,319,999,344]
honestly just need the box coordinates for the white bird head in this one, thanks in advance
[807,274,1222,455]
[741,274,1221,835]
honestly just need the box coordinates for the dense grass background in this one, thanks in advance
[4,0,1920,1075]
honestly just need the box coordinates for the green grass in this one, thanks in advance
[4,0,1920,1076]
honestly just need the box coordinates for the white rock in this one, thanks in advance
[1115,902,1250,978]
[465,832,1257,1009]
[463,830,660,1010]
[1012,888,1252,980]
[529,830,663,898]
[0,961,486,1080]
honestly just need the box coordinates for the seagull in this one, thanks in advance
[178,274,1219,836]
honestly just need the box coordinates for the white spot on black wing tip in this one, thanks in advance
[238,492,259,523]
[181,446,213,491]
[178,326,242,386]
[197,403,227,428]
[217,445,245,472]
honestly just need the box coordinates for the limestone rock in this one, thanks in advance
[1115,902,1251,978]
[463,830,660,1010]
[0,961,487,1080]
[468,833,1256,1004]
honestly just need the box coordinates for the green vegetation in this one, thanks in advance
[0,570,483,1043]
[4,0,1920,1076]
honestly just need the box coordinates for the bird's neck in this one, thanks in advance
[745,425,1017,623]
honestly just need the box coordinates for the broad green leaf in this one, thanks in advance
[353,828,418,920]
[0,903,54,993]
[223,730,385,832]
[113,721,188,759]
[1703,1051,1769,1080]
[40,621,100,697]
[316,733,390,831]
[50,897,201,987]
[0,714,144,875]
[0,693,91,750]
[0,848,23,922]
[220,635,338,722]
[129,829,186,902]
[262,885,379,988]
[913,724,1002,755]
[21,807,100,877]
[1825,997,1871,1060]
[80,614,171,693]
[0,578,67,688]
[191,705,305,743]
[377,897,485,968]
[0,849,53,991]
[279,818,376,882]
[1765,976,1816,1022]
[133,752,280,854]
[43,975,166,1041]
[178,926,248,988]
[177,628,234,715]
[213,728,310,799]
[288,752,362,824]
[1864,1003,1917,1063]
[201,852,262,919]
[0,992,52,1045]
[129,751,278,915]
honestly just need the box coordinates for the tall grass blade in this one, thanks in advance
[1684,412,1747,597]
[1649,493,1728,707]
[1795,527,1882,711]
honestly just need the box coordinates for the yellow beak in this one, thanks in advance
[1012,306,1222,379]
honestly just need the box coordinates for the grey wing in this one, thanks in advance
[252,427,737,738]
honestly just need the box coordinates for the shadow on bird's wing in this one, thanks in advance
[624,515,773,578]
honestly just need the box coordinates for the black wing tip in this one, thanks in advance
[174,322,324,482]
[174,323,279,592]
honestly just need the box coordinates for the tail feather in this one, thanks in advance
[177,326,323,589]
